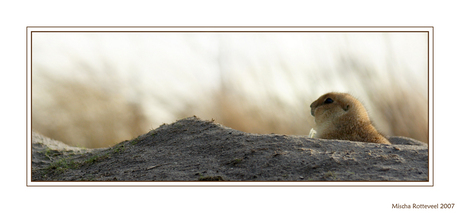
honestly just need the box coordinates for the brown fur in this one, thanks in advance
[310,92,391,144]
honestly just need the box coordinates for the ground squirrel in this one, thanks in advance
[310,92,391,144]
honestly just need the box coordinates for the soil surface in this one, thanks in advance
[31,116,428,182]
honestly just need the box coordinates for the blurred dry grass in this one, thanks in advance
[32,66,427,148]
[211,69,428,143]
[32,73,148,148]
[31,33,428,148]
[369,85,428,143]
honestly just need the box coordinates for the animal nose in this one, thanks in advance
[310,107,315,116]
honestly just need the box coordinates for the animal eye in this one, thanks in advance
[324,98,333,104]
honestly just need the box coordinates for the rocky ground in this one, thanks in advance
[31,116,428,182]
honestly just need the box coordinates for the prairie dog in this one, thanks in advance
[310,92,391,144]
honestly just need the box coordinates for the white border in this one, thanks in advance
[26,26,433,187]
[428,26,434,186]
[26,26,433,32]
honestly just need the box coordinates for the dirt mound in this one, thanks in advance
[31,116,428,182]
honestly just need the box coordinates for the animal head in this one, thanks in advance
[310,92,369,124]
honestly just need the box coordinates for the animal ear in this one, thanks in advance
[342,104,350,111]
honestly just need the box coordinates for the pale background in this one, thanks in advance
[32,31,427,148]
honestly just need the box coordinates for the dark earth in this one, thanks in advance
[31,116,428,182]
